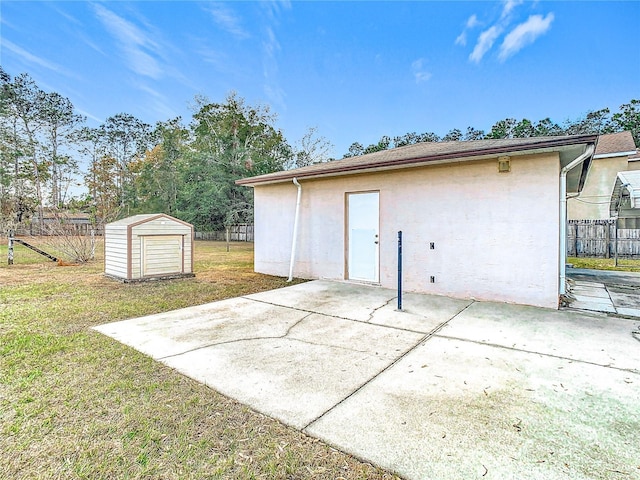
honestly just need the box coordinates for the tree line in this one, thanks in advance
[1,67,637,233]
[0,69,332,232]
[342,100,639,158]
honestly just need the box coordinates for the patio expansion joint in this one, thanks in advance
[301,300,477,432]
[434,334,640,375]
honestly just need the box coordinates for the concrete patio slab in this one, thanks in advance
[567,269,640,318]
[439,301,640,372]
[94,280,640,480]
[571,280,606,287]
[164,314,423,429]
[568,267,640,287]
[608,285,640,308]
[569,285,611,299]
[94,297,309,358]
[617,307,640,318]
[307,336,639,480]
[569,300,617,314]
[571,293,613,305]
[245,280,397,322]
[367,292,472,333]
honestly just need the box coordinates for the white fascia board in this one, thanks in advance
[593,151,637,159]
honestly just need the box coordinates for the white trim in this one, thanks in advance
[593,151,637,159]
[560,144,595,296]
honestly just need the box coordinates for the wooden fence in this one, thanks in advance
[195,224,254,242]
[27,223,103,236]
[568,219,640,258]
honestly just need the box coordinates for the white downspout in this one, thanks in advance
[559,144,595,296]
[287,178,302,282]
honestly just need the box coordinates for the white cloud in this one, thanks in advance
[499,13,554,61]
[466,14,479,28]
[93,4,163,79]
[411,58,432,84]
[262,26,285,108]
[2,39,74,76]
[264,84,286,109]
[501,0,524,20]
[76,108,103,124]
[205,3,250,39]
[261,0,292,20]
[469,26,502,63]
[455,14,480,46]
[263,26,281,59]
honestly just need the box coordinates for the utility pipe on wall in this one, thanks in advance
[559,144,595,295]
[287,177,302,282]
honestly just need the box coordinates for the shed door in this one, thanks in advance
[347,192,379,282]
[142,235,183,276]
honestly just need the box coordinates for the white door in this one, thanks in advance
[347,192,379,282]
[142,235,183,276]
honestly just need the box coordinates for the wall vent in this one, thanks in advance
[498,156,511,173]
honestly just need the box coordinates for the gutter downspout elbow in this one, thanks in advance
[287,178,302,282]
[559,144,595,296]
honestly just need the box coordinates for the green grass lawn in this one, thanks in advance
[568,256,640,271]
[0,239,398,480]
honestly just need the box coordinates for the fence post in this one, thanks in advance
[397,231,403,311]
[614,219,619,266]
[8,229,14,265]
[90,229,96,260]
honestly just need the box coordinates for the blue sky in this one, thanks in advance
[1,1,638,158]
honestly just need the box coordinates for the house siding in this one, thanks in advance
[568,155,629,220]
[254,153,560,309]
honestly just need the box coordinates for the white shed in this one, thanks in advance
[104,214,194,282]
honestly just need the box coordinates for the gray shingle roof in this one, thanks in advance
[237,134,598,186]
[594,131,637,156]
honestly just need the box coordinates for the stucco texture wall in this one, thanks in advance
[567,155,628,220]
[253,153,561,308]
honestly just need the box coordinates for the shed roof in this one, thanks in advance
[237,134,598,191]
[610,170,640,217]
[107,213,192,228]
[594,131,637,157]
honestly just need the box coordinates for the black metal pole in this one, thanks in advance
[397,230,402,311]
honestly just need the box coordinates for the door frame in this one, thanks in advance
[344,190,380,283]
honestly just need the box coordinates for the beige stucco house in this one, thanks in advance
[237,135,597,309]
[568,131,638,220]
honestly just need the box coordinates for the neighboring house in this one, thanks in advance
[237,135,597,309]
[30,210,94,235]
[568,131,638,220]
[32,210,91,226]
[610,170,640,223]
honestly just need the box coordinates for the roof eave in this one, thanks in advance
[237,135,598,187]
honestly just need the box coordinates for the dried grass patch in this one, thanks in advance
[0,239,399,480]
